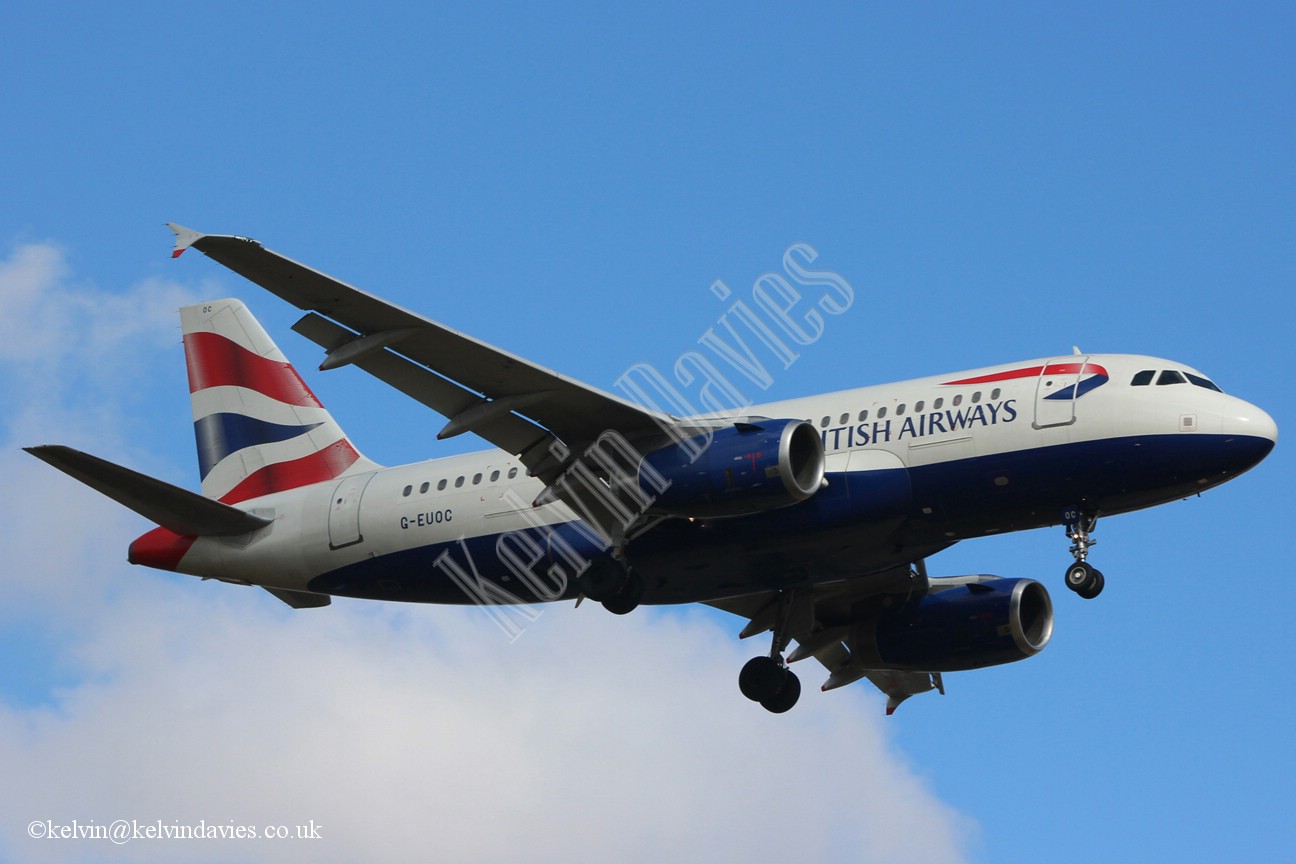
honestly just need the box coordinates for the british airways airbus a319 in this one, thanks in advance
[26,226,1277,713]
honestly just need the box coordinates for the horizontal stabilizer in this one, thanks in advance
[24,445,272,537]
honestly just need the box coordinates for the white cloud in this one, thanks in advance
[0,241,978,864]
[0,240,198,468]
[0,241,69,361]
[1,590,978,864]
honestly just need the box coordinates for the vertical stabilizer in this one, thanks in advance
[181,299,380,502]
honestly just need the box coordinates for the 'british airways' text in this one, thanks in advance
[822,399,1019,450]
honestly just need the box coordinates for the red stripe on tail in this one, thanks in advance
[218,439,362,504]
[184,331,323,408]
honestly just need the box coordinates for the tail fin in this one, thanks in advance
[182,299,379,503]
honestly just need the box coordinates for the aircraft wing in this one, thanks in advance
[167,225,687,520]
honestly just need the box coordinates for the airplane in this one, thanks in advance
[25,225,1278,714]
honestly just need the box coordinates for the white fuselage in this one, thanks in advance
[170,352,1277,604]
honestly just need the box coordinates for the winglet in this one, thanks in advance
[166,222,205,258]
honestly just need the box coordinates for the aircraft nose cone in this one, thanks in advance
[1225,400,1277,469]
[1235,401,1277,443]
[1252,405,1278,445]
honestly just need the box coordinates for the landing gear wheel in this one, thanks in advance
[760,670,801,714]
[579,559,629,602]
[1064,562,1105,599]
[739,656,788,702]
[1080,568,1105,599]
[600,571,644,615]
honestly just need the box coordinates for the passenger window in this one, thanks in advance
[419,482,430,494]
[490,470,500,482]
[1131,370,1155,386]
[858,409,869,422]
[933,398,943,410]
[402,485,412,497]
[915,400,925,413]
[820,416,830,428]
[1157,370,1187,386]
[896,404,906,416]
[437,479,447,491]
[839,413,849,424]
[473,473,482,485]
[455,476,465,488]
[971,391,982,404]
[877,406,887,419]
[991,388,1001,400]
[953,394,963,407]
[508,467,518,479]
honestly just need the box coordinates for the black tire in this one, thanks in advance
[601,571,644,615]
[739,656,787,702]
[1078,568,1105,600]
[761,670,801,714]
[579,559,629,602]
[1065,562,1105,599]
[1065,562,1093,592]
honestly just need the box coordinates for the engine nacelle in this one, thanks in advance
[640,419,825,518]
[850,577,1053,672]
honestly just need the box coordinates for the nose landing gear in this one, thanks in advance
[1063,510,1104,599]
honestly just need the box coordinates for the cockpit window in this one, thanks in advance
[1131,370,1155,386]
[1186,373,1222,392]
[1156,370,1187,386]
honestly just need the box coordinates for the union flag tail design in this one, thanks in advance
[181,299,379,503]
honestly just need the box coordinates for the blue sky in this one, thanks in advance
[1,3,1292,862]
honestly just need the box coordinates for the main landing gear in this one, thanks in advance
[577,556,644,615]
[739,656,801,713]
[738,591,802,713]
[1063,510,1104,599]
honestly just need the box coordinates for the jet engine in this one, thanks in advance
[849,577,1053,672]
[640,419,825,518]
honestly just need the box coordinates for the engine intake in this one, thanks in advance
[641,419,825,518]
[850,577,1053,672]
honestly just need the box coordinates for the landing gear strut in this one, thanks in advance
[1063,510,1104,599]
[738,591,802,713]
